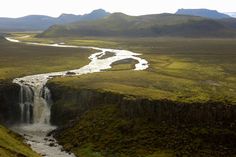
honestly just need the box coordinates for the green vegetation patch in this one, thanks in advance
[109,59,138,71]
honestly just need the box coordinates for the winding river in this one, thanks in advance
[5,37,149,157]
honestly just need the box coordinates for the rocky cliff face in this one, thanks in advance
[48,82,236,128]
[0,81,20,124]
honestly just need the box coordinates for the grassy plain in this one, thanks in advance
[0,36,94,80]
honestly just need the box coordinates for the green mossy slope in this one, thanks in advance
[0,125,40,157]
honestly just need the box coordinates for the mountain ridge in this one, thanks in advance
[39,12,236,38]
[176,9,231,19]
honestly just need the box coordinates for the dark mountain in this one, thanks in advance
[0,9,110,32]
[39,13,236,38]
[176,9,231,19]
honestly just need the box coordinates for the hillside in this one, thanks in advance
[176,9,231,19]
[39,13,236,38]
[0,9,110,31]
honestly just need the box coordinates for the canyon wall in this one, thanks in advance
[48,82,236,128]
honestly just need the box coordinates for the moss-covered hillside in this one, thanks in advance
[55,104,236,157]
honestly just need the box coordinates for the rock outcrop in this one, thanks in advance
[0,81,20,124]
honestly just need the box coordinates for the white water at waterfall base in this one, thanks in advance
[11,84,75,157]
[6,37,149,157]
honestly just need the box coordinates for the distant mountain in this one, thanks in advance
[80,9,110,21]
[225,12,236,18]
[0,15,57,31]
[0,9,110,32]
[176,9,231,19]
[39,13,236,38]
[57,14,80,24]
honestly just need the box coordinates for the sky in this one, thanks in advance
[0,0,236,18]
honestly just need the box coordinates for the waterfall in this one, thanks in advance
[19,85,33,123]
[18,84,52,125]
